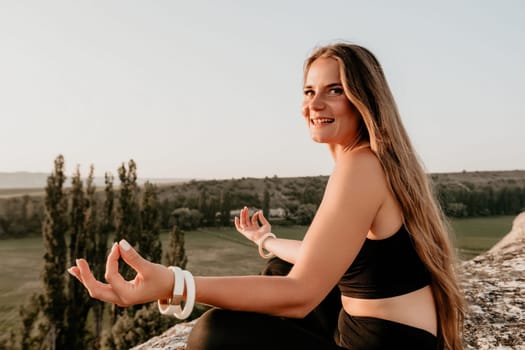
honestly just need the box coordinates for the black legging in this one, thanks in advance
[186,258,343,350]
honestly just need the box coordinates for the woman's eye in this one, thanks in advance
[303,89,314,97]
[329,87,344,95]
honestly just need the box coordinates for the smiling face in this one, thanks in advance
[302,57,362,147]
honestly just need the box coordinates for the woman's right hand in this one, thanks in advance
[68,239,174,307]
[234,207,271,244]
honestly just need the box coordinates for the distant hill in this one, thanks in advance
[0,169,523,235]
[0,172,49,189]
[3,170,524,190]
[429,170,525,189]
[0,171,190,190]
[2,169,524,194]
[151,170,525,209]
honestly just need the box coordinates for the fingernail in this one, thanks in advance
[111,242,117,252]
[67,267,75,276]
[120,239,131,251]
[75,259,80,265]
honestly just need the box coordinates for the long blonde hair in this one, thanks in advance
[305,43,465,350]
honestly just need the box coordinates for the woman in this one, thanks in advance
[69,43,464,349]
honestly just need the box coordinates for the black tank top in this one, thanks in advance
[338,225,431,299]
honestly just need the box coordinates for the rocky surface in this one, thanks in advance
[462,212,525,349]
[131,319,198,350]
[133,213,525,350]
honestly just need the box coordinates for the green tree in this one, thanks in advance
[83,165,98,259]
[159,198,173,229]
[140,181,162,263]
[92,172,114,348]
[115,160,141,279]
[171,207,202,230]
[67,166,84,266]
[64,165,92,349]
[165,225,188,269]
[106,180,170,350]
[301,185,322,206]
[198,189,218,227]
[80,165,99,347]
[41,154,68,349]
[19,293,44,350]
[262,187,270,217]
[103,305,172,350]
[220,190,232,226]
[112,160,141,322]
[295,203,317,225]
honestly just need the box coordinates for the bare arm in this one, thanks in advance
[70,149,388,318]
[263,238,302,264]
[193,150,387,317]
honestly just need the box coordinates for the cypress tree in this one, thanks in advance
[263,187,270,218]
[159,198,172,229]
[83,165,98,266]
[198,189,207,222]
[93,172,114,348]
[220,190,232,226]
[165,225,188,269]
[207,196,220,227]
[65,166,86,349]
[19,293,44,350]
[68,165,85,268]
[107,174,169,349]
[82,166,98,344]
[139,181,162,264]
[115,160,141,247]
[112,160,141,323]
[102,305,172,350]
[64,165,97,349]
[41,154,68,349]
[114,160,141,279]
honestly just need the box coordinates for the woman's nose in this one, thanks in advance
[309,94,325,111]
[303,96,325,117]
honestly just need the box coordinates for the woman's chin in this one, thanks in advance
[310,134,328,144]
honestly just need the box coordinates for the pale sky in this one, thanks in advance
[1,0,524,179]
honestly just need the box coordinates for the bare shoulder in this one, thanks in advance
[330,147,387,191]
[317,147,389,221]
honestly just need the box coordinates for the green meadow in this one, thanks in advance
[0,215,515,334]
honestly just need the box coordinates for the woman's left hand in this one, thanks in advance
[234,207,272,244]
[67,240,174,307]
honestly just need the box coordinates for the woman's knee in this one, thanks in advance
[260,257,293,276]
[186,308,245,350]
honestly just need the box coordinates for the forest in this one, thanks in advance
[1,169,524,239]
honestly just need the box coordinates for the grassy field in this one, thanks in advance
[0,215,515,334]
[449,216,515,259]
[0,187,45,199]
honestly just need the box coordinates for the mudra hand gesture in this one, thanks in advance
[68,239,173,307]
[234,207,272,243]
[235,207,277,259]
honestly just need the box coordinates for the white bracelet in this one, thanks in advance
[158,266,184,315]
[173,270,196,319]
[256,232,276,259]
